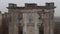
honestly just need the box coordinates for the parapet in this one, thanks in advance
[25,3,37,7]
[46,2,54,7]
[8,3,17,8]
[7,2,56,9]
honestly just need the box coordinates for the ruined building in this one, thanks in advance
[7,2,56,34]
[0,2,59,34]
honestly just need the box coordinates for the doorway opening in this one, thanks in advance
[39,23,44,34]
[18,24,23,34]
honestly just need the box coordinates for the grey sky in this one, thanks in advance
[0,0,60,16]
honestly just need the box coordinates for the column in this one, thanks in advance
[44,20,50,34]
[23,13,27,34]
[49,20,54,34]
[34,13,39,34]
[9,13,18,34]
[13,13,18,34]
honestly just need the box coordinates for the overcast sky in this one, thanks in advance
[0,0,60,16]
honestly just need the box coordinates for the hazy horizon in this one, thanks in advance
[0,0,60,17]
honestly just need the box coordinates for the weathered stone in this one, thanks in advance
[7,2,56,34]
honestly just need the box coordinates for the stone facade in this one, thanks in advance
[0,2,58,34]
[6,2,56,34]
[2,12,9,34]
